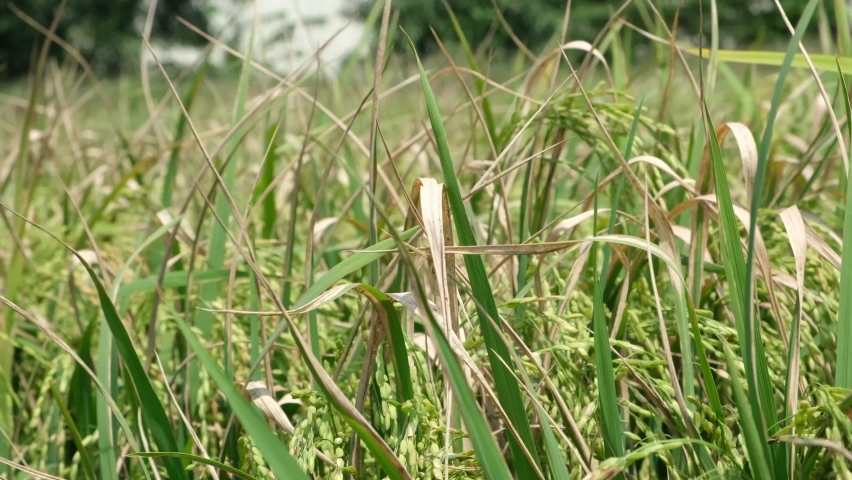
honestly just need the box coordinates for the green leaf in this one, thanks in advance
[258,123,281,240]
[246,228,417,480]
[68,317,97,439]
[402,29,542,479]
[379,255,514,479]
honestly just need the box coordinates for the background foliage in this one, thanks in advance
[0,0,209,77]
[353,0,841,53]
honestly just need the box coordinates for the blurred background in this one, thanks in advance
[0,0,842,79]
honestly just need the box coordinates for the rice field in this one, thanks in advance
[1,0,852,479]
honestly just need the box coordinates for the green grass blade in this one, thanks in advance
[743,4,816,477]
[131,452,258,480]
[293,227,420,310]
[68,317,98,439]
[516,140,532,333]
[170,315,308,480]
[7,208,183,479]
[249,237,262,380]
[722,341,774,480]
[835,59,852,388]
[96,319,119,480]
[1,208,166,480]
[49,382,96,480]
[684,48,852,71]
[258,123,280,239]
[538,407,571,480]
[292,281,414,404]
[704,108,774,477]
[592,176,625,460]
[118,269,247,298]
[403,30,542,478]
[80,261,187,480]
[686,299,724,422]
[417,296,512,480]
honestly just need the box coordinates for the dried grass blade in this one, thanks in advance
[779,205,807,477]
[403,30,541,477]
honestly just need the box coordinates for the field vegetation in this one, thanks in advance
[2,0,852,479]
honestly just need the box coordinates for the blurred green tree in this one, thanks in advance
[351,0,837,55]
[0,0,209,78]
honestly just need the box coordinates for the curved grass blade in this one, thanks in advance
[223,281,414,404]
[601,97,645,288]
[80,259,187,480]
[538,406,571,480]
[292,227,420,310]
[0,278,140,480]
[132,452,257,480]
[354,285,414,401]
[402,29,542,479]
[258,123,281,240]
[170,315,308,480]
[68,317,97,440]
[835,59,852,388]
[197,8,256,336]
[96,319,119,480]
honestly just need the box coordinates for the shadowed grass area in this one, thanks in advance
[1,1,852,479]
